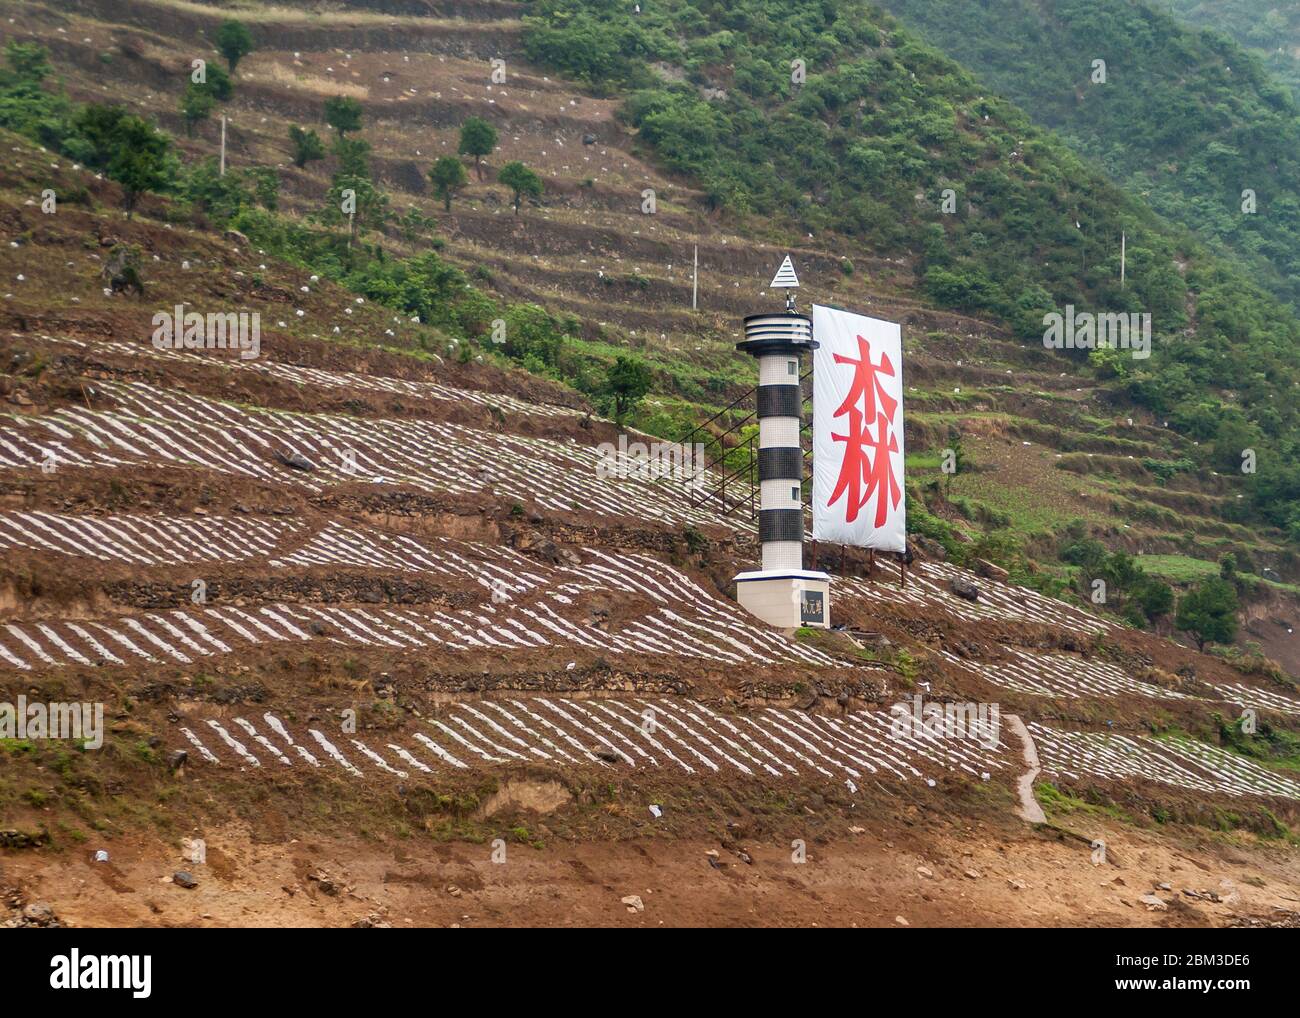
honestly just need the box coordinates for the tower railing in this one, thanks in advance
[656,371,813,520]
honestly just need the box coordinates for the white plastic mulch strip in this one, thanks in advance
[1030,723,1300,800]
[168,700,1014,796]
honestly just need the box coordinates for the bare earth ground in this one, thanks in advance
[7,810,1300,928]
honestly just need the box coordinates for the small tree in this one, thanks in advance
[458,116,498,181]
[289,125,326,168]
[398,205,437,246]
[216,19,254,73]
[323,95,363,138]
[182,157,251,219]
[75,106,173,217]
[498,160,542,214]
[332,136,372,179]
[429,155,468,211]
[1098,550,1143,608]
[111,133,172,218]
[196,63,234,102]
[1135,577,1174,622]
[75,103,132,169]
[604,355,653,424]
[244,166,279,211]
[180,82,214,137]
[326,174,389,247]
[1175,577,1239,652]
[502,303,566,369]
[5,41,51,82]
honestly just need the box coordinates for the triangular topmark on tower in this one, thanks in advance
[769,255,800,289]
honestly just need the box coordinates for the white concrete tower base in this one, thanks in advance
[735,570,831,630]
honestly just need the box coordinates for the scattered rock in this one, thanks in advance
[309,871,339,896]
[4,896,60,929]
[1139,893,1168,911]
[0,829,48,850]
[916,865,934,879]
[276,450,315,472]
[621,894,645,914]
[172,871,198,889]
[895,915,909,926]
[950,577,981,602]
[974,558,1009,582]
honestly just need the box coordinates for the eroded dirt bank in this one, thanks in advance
[7,809,1299,928]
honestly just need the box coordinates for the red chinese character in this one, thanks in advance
[829,335,901,526]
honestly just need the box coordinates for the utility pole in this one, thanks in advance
[219,115,227,176]
[692,244,698,311]
[1120,231,1126,290]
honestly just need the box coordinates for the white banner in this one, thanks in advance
[812,305,905,551]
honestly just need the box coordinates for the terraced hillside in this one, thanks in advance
[0,0,1299,928]
[30,0,914,347]
[9,0,1299,598]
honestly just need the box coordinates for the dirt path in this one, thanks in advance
[1005,713,1048,824]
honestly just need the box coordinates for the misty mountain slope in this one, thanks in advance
[877,0,1300,309]
[1162,0,1300,99]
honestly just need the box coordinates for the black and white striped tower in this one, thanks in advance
[733,256,830,629]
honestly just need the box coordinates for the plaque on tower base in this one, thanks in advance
[734,569,831,630]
